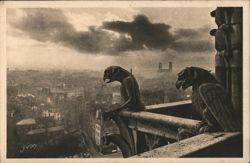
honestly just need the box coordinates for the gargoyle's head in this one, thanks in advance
[176,67,197,90]
[103,66,123,83]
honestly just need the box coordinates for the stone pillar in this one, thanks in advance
[210,7,243,123]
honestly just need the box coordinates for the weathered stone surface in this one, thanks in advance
[133,132,240,158]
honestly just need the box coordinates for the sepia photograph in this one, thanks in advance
[0,1,249,162]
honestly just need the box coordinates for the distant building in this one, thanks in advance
[50,87,84,99]
[95,93,112,104]
[7,85,18,97]
[8,110,15,118]
[16,118,37,136]
[141,90,165,105]
[26,126,65,144]
[41,87,50,96]
[112,92,121,104]
[164,95,170,103]
[36,116,56,127]
[42,110,63,121]
[31,106,38,111]
[159,62,163,70]
[158,62,173,73]
[39,86,85,104]
[16,118,36,126]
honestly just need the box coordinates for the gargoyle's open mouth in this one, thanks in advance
[176,80,190,90]
[104,78,112,83]
[176,80,183,90]
[181,84,189,90]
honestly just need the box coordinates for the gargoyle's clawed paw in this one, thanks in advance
[103,111,115,121]
[198,126,211,134]
[177,128,195,140]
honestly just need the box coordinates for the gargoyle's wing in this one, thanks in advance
[199,83,241,131]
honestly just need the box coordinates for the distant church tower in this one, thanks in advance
[169,62,173,72]
[159,62,162,70]
[158,62,173,72]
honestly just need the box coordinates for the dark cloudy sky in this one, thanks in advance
[7,7,216,72]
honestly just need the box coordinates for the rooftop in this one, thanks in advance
[26,126,64,135]
[16,118,36,126]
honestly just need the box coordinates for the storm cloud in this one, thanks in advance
[103,15,213,53]
[103,15,175,50]
[10,9,213,55]
[10,8,137,54]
